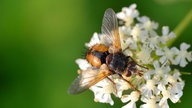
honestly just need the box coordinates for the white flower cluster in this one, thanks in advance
[76,4,192,108]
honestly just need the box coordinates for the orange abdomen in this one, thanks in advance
[86,44,109,67]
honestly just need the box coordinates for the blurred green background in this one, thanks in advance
[0,0,192,108]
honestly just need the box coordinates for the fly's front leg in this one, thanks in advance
[129,56,148,70]
[106,76,118,95]
[118,74,140,93]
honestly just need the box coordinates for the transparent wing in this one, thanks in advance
[68,68,112,95]
[101,8,121,52]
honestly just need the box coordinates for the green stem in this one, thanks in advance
[167,9,192,46]
[180,72,191,75]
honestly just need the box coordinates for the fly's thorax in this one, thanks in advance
[106,52,129,74]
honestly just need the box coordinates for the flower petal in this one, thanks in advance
[75,59,91,70]
[162,26,169,35]
[180,42,190,50]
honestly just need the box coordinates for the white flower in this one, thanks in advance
[119,26,132,50]
[114,77,131,97]
[156,47,179,64]
[140,96,160,108]
[137,16,158,31]
[140,70,159,98]
[85,32,101,48]
[137,44,153,64]
[73,3,190,108]
[160,26,176,44]
[124,37,138,50]
[146,35,160,49]
[160,70,184,103]
[119,26,138,50]
[121,91,140,108]
[174,42,192,67]
[138,30,148,43]
[131,25,141,41]
[75,59,91,70]
[140,79,156,98]
[159,100,169,108]
[117,4,139,27]
[157,82,183,107]
[152,61,171,79]
[90,78,115,105]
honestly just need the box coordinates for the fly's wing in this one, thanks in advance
[68,68,112,95]
[101,8,121,53]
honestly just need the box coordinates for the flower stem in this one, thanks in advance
[167,9,192,46]
[180,72,191,75]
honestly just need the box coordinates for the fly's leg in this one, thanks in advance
[106,76,117,95]
[129,56,148,70]
[118,74,140,93]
